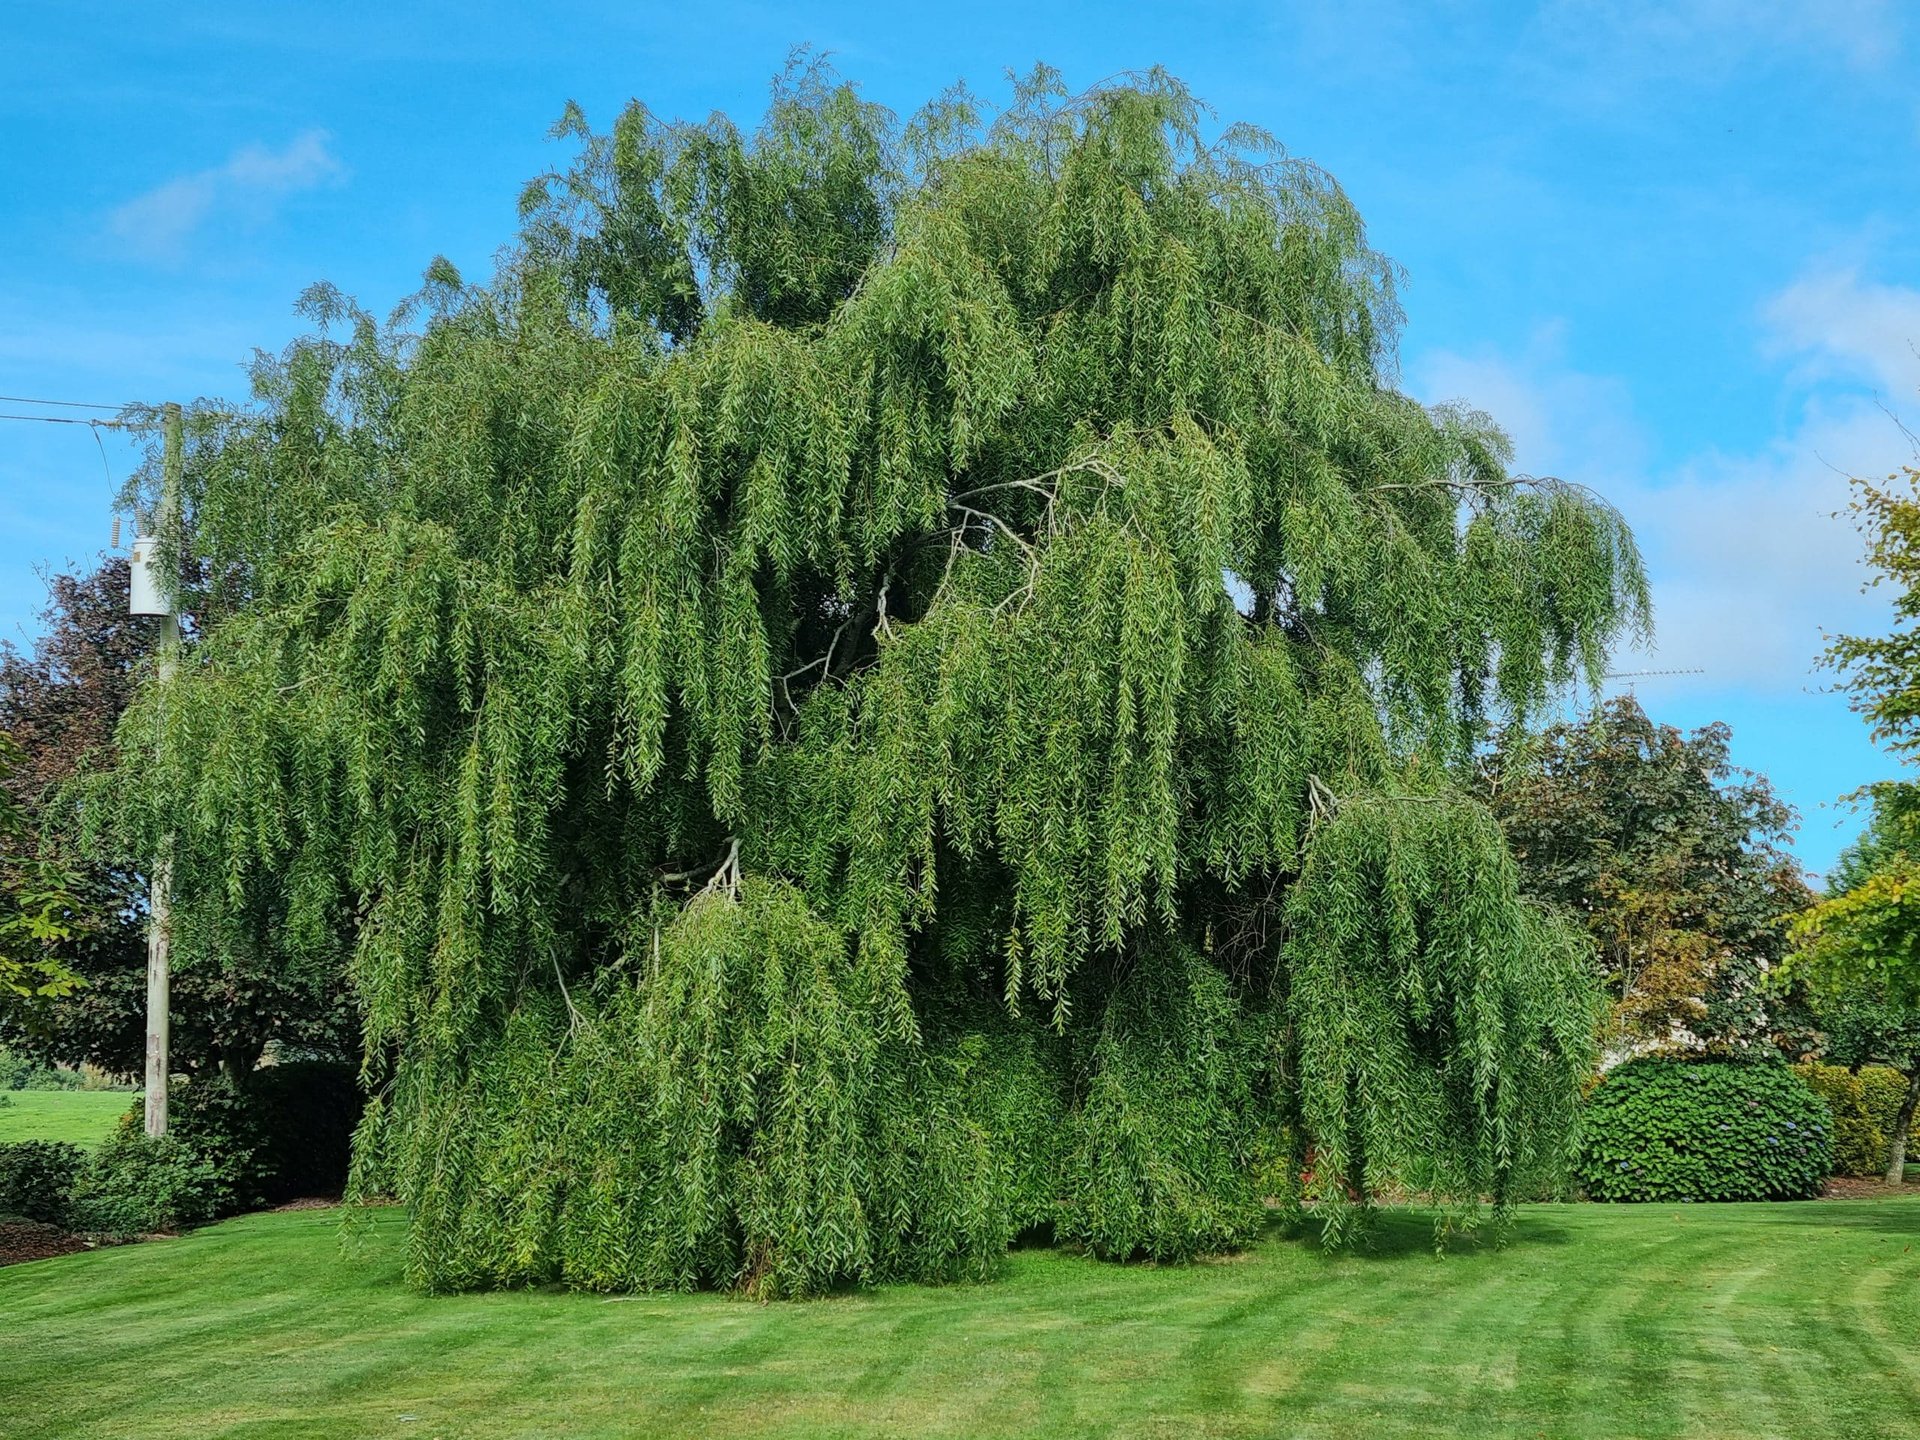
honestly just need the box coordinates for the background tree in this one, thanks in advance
[0,733,81,1011]
[1772,464,1920,1183]
[1787,798,1920,1182]
[1,560,151,803]
[101,62,1648,1293]
[1825,465,1920,761]
[1479,696,1811,1054]
[0,557,355,1078]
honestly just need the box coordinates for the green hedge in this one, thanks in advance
[1578,1059,1831,1202]
[65,1123,232,1234]
[0,1140,85,1225]
[0,1047,84,1091]
[1793,1063,1909,1177]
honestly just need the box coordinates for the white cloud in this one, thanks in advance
[1611,396,1902,687]
[1413,276,1920,694]
[106,130,345,262]
[1762,265,1920,396]
[1415,322,1645,487]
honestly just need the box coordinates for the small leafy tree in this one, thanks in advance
[0,735,81,1013]
[1781,465,1920,1183]
[0,558,355,1078]
[1480,697,1810,1053]
[1787,803,1920,1182]
[103,63,1649,1292]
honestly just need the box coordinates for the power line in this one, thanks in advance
[0,394,127,411]
[1604,667,1706,697]
[0,412,131,427]
[0,408,244,427]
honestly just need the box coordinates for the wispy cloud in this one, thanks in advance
[1416,322,1646,488]
[1414,272,1920,695]
[1610,396,1904,688]
[1763,265,1920,396]
[106,130,346,263]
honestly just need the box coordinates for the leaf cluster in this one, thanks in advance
[1577,1058,1831,1202]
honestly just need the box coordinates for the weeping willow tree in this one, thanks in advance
[108,60,1646,1294]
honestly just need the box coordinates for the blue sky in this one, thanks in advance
[3,1,1917,876]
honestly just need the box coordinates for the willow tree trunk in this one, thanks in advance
[1887,1071,1920,1186]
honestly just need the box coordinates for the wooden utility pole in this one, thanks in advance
[142,402,183,1136]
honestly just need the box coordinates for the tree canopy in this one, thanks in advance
[1778,464,1920,1182]
[1784,799,1920,1182]
[0,558,357,1080]
[1479,697,1809,1054]
[1788,467,1920,1009]
[101,61,1649,1293]
[1824,466,1920,764]
[1788,798,1920,1006]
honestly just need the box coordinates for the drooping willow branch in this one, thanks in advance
[98,61,1644,1294]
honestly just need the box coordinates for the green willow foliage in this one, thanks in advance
[108,61,1648,1293]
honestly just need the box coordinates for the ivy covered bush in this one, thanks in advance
[1578,1059,1832,1202]
[1793,1062,1909,1178]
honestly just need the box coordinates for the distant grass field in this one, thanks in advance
[4,1197,1918,1439]
[0,1090,136,1147]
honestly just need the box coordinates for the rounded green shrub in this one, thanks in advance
[1793,1062,1909,1177]
[1578,1059,1831,1202]
[66,1122,231,1234]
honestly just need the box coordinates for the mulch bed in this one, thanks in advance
[1,1197,343,1269]
[0,1218,95,1268]
[1823,1176,1917,1200]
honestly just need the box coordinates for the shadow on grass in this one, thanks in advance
[1757,1197,1920,1239]
[1263,1205,1573,1260]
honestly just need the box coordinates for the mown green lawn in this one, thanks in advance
[0,1090,135,1147]
[4,1198,1918,1440]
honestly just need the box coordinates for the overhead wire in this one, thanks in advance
[0,394,247,424]
[0,412,130,427]
[0,394,127,411]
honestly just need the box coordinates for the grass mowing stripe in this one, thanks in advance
[3,1200,1919,1438]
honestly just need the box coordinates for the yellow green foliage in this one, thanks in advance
[1793,1061,1910,1177]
